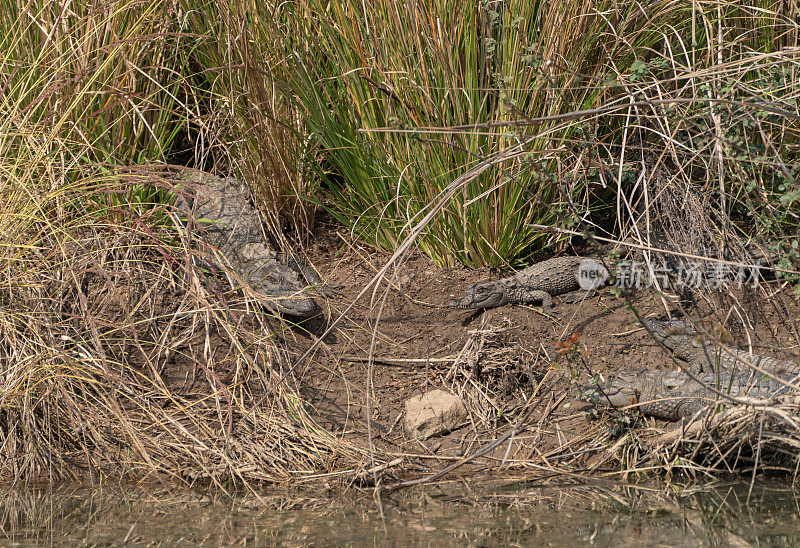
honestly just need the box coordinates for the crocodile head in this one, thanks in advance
[640,318,694,350]
[448,281,510,309]
[247,261,324,319]
[262,291,322,319]
[598,371,642,408]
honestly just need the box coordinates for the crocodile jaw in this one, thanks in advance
[600,370,643,408]
[261,291,322,319]
[641,318,694,349]
[449,282,510,309]
[601,382,639,408]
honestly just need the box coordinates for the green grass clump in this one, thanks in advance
[256,0,623,267]
[192,0,800,267]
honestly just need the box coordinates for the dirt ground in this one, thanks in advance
[253,222,800,476]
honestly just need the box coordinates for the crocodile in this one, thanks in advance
[182,172,322,318]
[449,256,609,309]
[598,368,800,421]
[642,319,800,377]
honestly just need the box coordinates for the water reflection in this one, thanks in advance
[0,481,797,545]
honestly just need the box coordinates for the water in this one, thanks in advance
[0,481,798,546]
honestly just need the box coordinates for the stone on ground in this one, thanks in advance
[404,390,467,441]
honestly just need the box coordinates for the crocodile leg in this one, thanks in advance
[519,289,553,309]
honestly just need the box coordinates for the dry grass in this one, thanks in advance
[0,167,368,488]
[359,296,800,491]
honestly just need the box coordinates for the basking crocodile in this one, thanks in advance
[449,256,609,309]
[643,319,800,377]
[182,172,322,318]
[599,368,800,421]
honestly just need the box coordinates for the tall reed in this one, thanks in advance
[205,0,800,266]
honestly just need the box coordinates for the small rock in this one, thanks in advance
[404,390,468,440]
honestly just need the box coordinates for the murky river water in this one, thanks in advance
[0,481,798,546]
